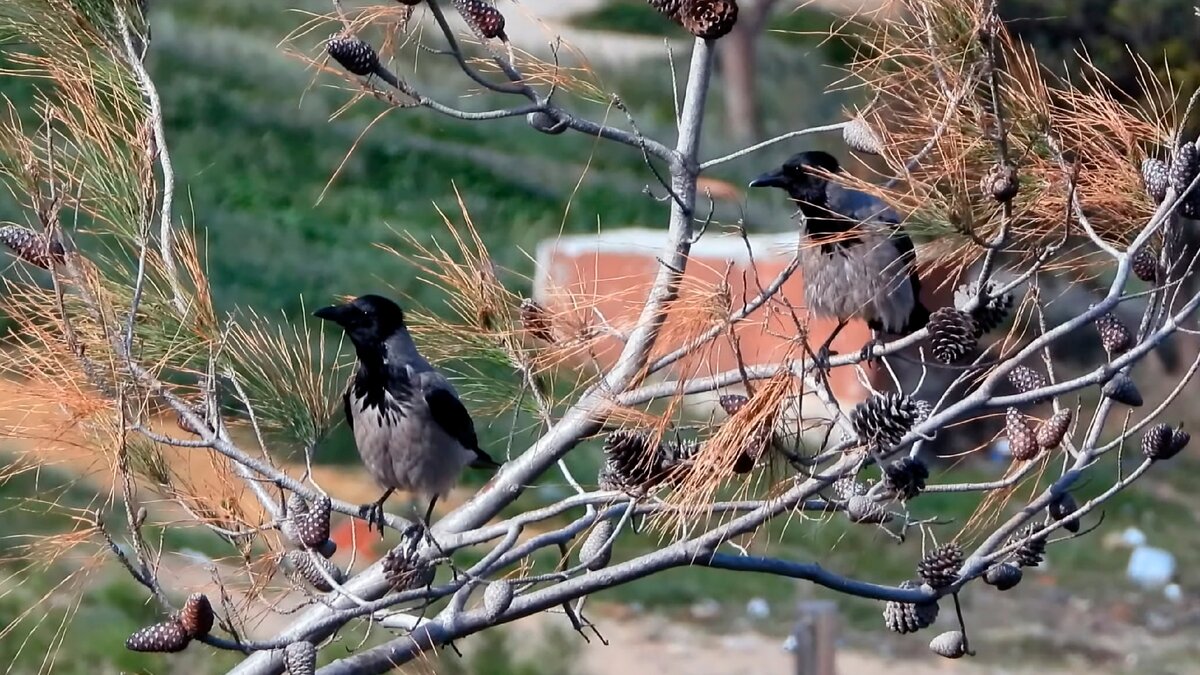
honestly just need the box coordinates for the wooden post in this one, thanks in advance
[792,600,839,675]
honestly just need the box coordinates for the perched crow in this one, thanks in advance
[315,294,501,537]
[750,150,929,352]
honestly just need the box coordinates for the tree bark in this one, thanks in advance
[717,0,779,144]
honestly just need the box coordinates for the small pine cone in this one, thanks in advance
[647,0,684,18]
[981,162,1019,202]
[175,404,210,436]
[580,519,615,571]
[526,111,567,135]
[284,641,317,675]
[1007,365,1046,394]
[1008,525,1047,568]
[326,33,380,77]
[678,0,739,40]
[0,225,65,269]
[983,562,1022,591]
[519,298,553,341]
[851,393,920,450]
[1132,247,1160,283]
[1006,407,1040,462]
[883,457,928,501]
[929,630,968,659]
[1035,409,1072,450]
[1170,428,1191,457]
[956,282,1012,337]
[927,307,977,364]
[178,593,214,638]
[1102,373,1143,407]
[883,581,938,634]
[126,620,190,653]
[1170,142,1200,202]
[832,475,868,501]
[483,580,514,622]
[453,0,507,39]
[598,430,662,492]
[285,550,345,592]
[292,496,332,548]
[1095,313,1132,357]
[1141,423,1174,460]
[286,492,309,516]
[846,495,891,524]
[1142,158,1169,204]
[842,116,883,156]
[659,437,700,475]
[382,546,433,592]
[1048,492,1080,533]
[917,543,963,589]
[718,393,749,416]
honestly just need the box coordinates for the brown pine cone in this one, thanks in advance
[453,0,507,40]
[1142,157,1169,204]
[284,550,345,592]
[927,307,977,364]
[1006,408,1040,461]
[981,162,1019,202]
[1048,491,1081,533]
[718,393,749,416]
[883,580,938,634]
[126,620,190,653]
[1007,365,1046,394]
[1095,313,1132,357]
[843,116,883,156]
[1035,409,1072,450]
[0,225,65,269]
[178,593,214,638]
[519,298,553,341]
[1102,373,1143,407]
[1008,524,1047,567]
[882,457,928,501]
[917,543,963,589]
[679,0,739,40]
[647,0,685,18]
[284,641,317,675]
[293,496,332,548]
[983,562,1022,591]
[1132,247,1160,282]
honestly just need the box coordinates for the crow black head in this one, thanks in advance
[749,150,842,205]
[314,294,406,346]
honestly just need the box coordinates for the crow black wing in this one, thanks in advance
[343,388,353,431]
[425,387,501,469]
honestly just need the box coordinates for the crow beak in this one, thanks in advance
[749,169,786,189]
[313,304,346,323]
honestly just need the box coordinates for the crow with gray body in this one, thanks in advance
[750,150,929,345]
[315,294,500,536]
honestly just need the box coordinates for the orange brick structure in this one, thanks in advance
[533,228,953,441]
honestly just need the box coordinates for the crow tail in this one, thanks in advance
[904,300,931,334]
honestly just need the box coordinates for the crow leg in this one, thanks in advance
[815,319,848,370]
[403,495,441,558]
[359,488,394,538]
[860,329,885,363]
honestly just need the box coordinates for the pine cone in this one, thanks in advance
[851,393,920,450]
[678,0,739,40]
[917,543,963,589]
[846,495,891,524]
[580,519,615,571]
[1102,373,1143,407]
[526,110,567,135]
[659,436,700,475]
[883,580,938,634]
[983,562,1022,591]
[929,630,968,659]
[1170,428,1191,457]
[1142,422,1174,460]
[178,593,214,638]
[955,281,1012,337]
[292,496,332,549]
[483,580,514,621]
[326,33,380,77]
[1171,142,1200,217]
[647,0,684,18]
[1008,524,1046,567]
[1142,157,1169,204]
[981,162,1019,202]
[1035,409,1072,450]
[382,545,434,591]
[883,457,928,501]
[0,225,64,269]
[1007,365,1046,394]
[1006,408,1040,461]
[519,298,553,341]
[284,641,317,675]
[718,393,749,416]
[927,307,977,364]
[453,0,507,39]
[598,430,661,492]
[1095,313,1132,357]
[284,550,345,592]
[1048,492,1080,533]
[1132,247,1160,283]
[832,475,869,501]
[126,620,190,653]
[843,116,883,155]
